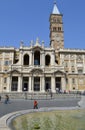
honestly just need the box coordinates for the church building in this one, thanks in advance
[0,2,85,94]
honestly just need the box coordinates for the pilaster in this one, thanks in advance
[75,78,78,90]
[61,77,66,91]
[69,55,71,73]
[75,55,77,73]
[69,78,72,90]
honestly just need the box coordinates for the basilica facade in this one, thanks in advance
[0,3,85,93]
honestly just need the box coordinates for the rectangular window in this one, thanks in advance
[53,27,56,31]
[65,62,68,67]
[71,62,74,67]
[78,69,83,74]
[66,78,68,84]
[4,61,9,66]
[4,78,7,83]
[72,78,75,84]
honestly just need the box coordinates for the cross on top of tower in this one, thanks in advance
[54,0,56,4]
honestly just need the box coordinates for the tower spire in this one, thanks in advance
[54,0,56,4]
[52,1,60,14]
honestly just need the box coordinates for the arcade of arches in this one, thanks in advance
[23,51,51,66]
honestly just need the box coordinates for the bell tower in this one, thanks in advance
[50,2,64,50]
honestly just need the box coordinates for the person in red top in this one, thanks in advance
[34,100,38,109]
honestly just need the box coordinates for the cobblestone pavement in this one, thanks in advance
[0,97,80,118]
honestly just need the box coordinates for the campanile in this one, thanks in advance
[50,2,64,50]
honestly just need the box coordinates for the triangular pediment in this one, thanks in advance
[8,69,21,74]
[30,68,43,74]
[54,70,65,75]
[32,46,43,51]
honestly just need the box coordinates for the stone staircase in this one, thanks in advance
[0,92,81,100]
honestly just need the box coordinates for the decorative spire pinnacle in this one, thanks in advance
[35,38,40,46]
[42,40,44,48]
[52,1,60,14]
[30,40,33,47]
[20,40,24,47]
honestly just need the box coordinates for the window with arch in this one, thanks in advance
[58,27,61,31]
[45,55,50,66]
[34,51,40,65]
[72,78,75,84]
[53,27,57,31]
[23,54,29,65]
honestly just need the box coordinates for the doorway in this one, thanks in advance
[34,77,40,91]
[56,77,61,91]
[45,77,51,91]
[23,77,28,91]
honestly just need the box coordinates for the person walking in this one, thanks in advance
[33,100,38,109]
[4,95,9,104]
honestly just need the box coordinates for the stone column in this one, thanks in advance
[51,51,55,66]
[61,77,66,91]
[18,76,22,92]
[40,76,45,92]
[19,51,23,65]
[29,51,32,66]
[51,76,56,93]
[31,77,34,92]
[29,76,32,92]
[41,51,45,67]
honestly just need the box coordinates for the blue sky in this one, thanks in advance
[0,0,85,49]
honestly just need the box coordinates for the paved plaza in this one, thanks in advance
[0,96,80,118]
[1,95,85,130]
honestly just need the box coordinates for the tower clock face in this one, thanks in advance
[54,35,61,41]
